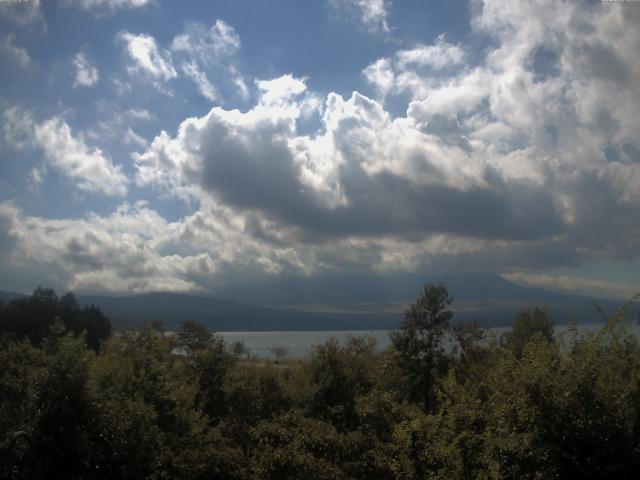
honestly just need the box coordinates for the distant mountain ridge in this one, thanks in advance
[0,291,26,303]
[207,272,578,306]
[77,292,400,331]
[1,273,636,330]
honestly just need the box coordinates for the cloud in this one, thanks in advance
[329,0,391,34]
[364,35,467,100]
[180,61,218,101]
[0,200,325,294]
[134,74,563,244]
[130,0,640,284]
[33,117,129,196]
[123,127,147,149]
[0,34,31,67]
[62,0,153,13]
[171,19,241,61]
[117,20,246,101]
[396,35,465,70]
[2,106,34,150]
[171,19,246,101]
[72,52,99,87]
[2,107,128,196]
[125,108,153,120]
[0,0,43,26]
[503,272,639,301]
[119,31,177,82]
[0,204,18,262]
[2,0,640,296]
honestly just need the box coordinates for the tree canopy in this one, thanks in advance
[0,287,111,351]
[2,284,640,478]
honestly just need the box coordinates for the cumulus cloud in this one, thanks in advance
[119,31,177,82]
[2,107,128,196]
[130,0,640,286]
[364,35,467,100]
[0,34,31,67]
[72,52,99,87]
[0,200,327,294]
[329,0,391,34]
[365,0,640,268]
[3,0,640,295]
[33,117,128,196]
[134,74,563,244]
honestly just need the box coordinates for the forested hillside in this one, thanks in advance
[1,286,639,479]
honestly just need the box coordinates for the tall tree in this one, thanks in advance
[501,307,553,358]
[390,283,452,411]
[176,320,214,354]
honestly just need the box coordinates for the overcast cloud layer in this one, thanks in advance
[0,0,639,299]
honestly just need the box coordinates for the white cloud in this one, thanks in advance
[125,108,153,120]
[72,52,99,87]
[3,0,640,295]
[2,108,128,196]
[171,19,241,61]
[119,31,177,82]
[0,200,325,294]
[171,20,246,102]
[123,127,147,149]
[34,117,128,196]
[131,0,640,282]
[28,166,45,192]
[0,34,31,67]
[134,74,555,247]
[397,35,465,70]
[330,0,391,34]
[362,58,395,98]
[2,106,35,150]
[364,36,467,100]
[503,272,639,301]
[117,20,246,101]
[0,0,43,26]
[63,0,152,13]
[181,61,218,101]
[256,74,307,106]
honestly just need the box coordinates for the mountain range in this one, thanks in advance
[1,273,636,331]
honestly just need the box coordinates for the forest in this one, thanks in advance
[1,285,640,479]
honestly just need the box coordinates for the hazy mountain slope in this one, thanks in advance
[0,291,27,303]
[3,273,636,331]
[208,272,575,306]
[79,292,400,331]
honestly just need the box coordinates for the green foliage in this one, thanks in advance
[2,284,640,478]
[221,364,290,452]
[177,319,215,353]
[390,283,453,411]
[0,287,111,351]
[307,336,378,430]
[0,338,45,479]
[501,307,554,358]
[191,335,236,423]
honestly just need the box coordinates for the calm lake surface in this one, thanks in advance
[219,323,640,358]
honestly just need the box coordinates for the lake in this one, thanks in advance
[218,323,640,358]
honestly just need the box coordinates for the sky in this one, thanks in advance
[0,0,639,301]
